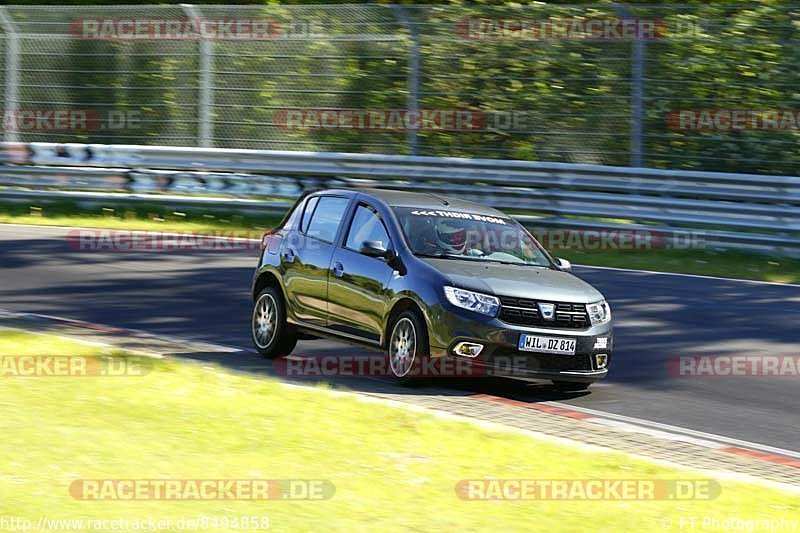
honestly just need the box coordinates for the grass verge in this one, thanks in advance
[0,329,798,531]
[0,200,283,234]
[1,200,798,283]
[557,249,800,284]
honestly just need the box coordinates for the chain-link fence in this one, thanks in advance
[1,4,800,175]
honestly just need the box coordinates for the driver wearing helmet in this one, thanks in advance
[434,218,467,255]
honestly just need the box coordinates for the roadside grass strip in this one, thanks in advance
[0,330,798,531]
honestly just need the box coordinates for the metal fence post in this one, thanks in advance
[181,4,214,147]
[630,38,646,168]
[614,3,646,168]
[0,7,19,143]
[392,6,421,156]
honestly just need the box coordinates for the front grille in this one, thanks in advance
[499,296,589,329]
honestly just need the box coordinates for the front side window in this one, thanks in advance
[305,196,350,242]
[393,207,553,267]
[345,204,391,252]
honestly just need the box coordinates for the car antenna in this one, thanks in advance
[429,194,449,206]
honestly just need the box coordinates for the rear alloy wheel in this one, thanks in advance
[388,310,429,386]
[552,380,591,392]
[252,286,297,358]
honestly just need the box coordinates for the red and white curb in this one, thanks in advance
[472,393,800,468]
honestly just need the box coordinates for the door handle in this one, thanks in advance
[332,261,344,278]
[281,248,296,262]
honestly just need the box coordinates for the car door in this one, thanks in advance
[327,202,396,343]
[280,194,351,327]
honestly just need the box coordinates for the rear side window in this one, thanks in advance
[306,196,350,242]
[346,204,390,251]
[300,196,319,233]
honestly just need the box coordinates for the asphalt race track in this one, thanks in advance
[2,224,799,450]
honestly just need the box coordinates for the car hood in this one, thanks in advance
[421,258,604,304]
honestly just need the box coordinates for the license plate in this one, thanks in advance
[518,334,576,355]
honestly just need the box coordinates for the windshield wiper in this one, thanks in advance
[479,258,550,267]
[414,252,461,260]
[415,252,492,262]
[416,252,548,267]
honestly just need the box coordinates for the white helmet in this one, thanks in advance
[435,219,467,254]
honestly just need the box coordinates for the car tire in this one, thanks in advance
[552,380,591,392]
[387,310,430,386]
[252,286,297,358]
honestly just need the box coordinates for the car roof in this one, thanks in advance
[324,187,508,217]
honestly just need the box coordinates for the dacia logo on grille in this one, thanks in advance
[538,302,556,320]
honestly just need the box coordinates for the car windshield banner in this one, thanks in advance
[406,208,510,226]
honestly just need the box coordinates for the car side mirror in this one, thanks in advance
[555,258,572,272]
[360,240,392,259]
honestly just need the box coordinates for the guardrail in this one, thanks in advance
[1,142,799,255]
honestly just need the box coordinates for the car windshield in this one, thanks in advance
[393,206,553,267]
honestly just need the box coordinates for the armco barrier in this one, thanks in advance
[1,142,798,255]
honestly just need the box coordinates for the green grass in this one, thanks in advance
[0,329,798,532]
[1,200,798,284]
[0,200,282,234]
[557,249,800,284]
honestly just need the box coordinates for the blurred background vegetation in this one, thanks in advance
[1,1,798,174]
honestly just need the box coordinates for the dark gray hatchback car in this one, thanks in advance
[251,189,612,390]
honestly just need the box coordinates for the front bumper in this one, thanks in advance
[427,304,613,382]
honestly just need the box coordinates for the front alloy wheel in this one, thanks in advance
[389,317,417,378]
[387,310,430,386]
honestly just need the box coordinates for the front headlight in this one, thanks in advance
[586,300,611,326]
[444,286,500,316]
